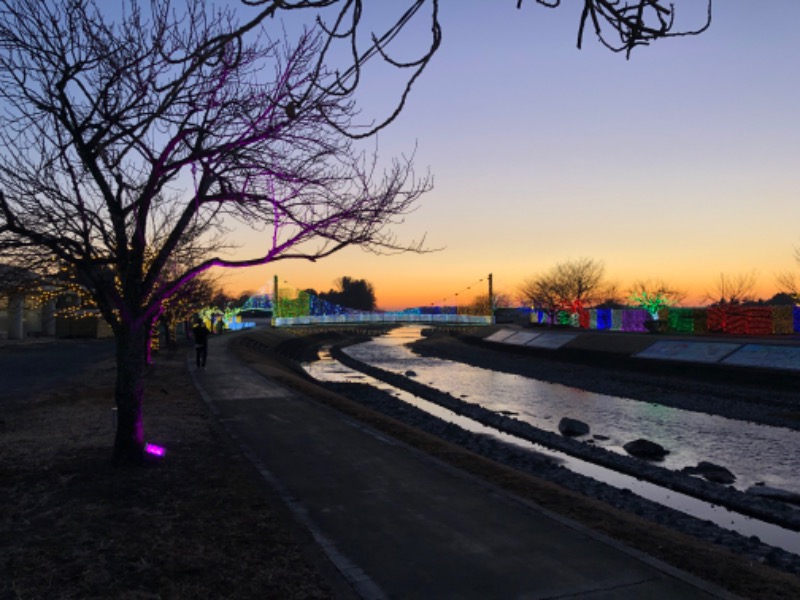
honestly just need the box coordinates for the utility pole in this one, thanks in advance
[488,273,495,323]
[272,275,279,326]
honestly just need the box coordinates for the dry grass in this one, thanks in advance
[0,348,336,599]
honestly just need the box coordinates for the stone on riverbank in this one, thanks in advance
[558,417,590,437]
[746,486,800,506]
[682,461,736,485]
[623,438,669,460]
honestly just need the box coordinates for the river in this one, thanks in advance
[303,325,800,555]
[332,326,799,494]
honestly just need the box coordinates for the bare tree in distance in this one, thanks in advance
[491,291,516,309]
[519,257,610,323]
[0,0,713,466]
[594,280,625,308]
[706,271,760,306]
[519,270,564,323]
[775,246,800,303]
[559,257,608,308]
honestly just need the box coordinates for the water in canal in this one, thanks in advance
[304,326,800,554]
[326,326,799,495]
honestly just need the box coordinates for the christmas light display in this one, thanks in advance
[629,289,674,321]
[7,269,800,338]
[596,309,612,330]
[667,307,695,333]
[529,305,800,335]
[241,293,272,311]
[773,306,794,334]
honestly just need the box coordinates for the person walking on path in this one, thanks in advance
[192,319,211,368]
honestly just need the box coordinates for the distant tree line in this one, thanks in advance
[309,276,377,312]
[518,255,800,324]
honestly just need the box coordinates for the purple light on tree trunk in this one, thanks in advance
[144,443,166,458]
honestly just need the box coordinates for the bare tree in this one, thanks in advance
[776,246,800,303]
[0,0,433,465]
[491,291,515,309]
[558,257,608,309]
[594,281,625,308]
[519,257,608,324]
[519,270,563,323]
[706,271,759,306]
[776,273,798,302]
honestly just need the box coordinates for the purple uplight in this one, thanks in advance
[144,443,166,458]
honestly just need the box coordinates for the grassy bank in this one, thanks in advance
[0,344,337,599]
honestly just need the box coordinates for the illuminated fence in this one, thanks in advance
[274,312,493,327]
[225,319,256,332]
[269,277,494,327]
[531,306,800,335]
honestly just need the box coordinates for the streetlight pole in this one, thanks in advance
[272,275,279,326]
[488,273,495,324]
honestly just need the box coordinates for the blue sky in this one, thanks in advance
[223,1,800,309]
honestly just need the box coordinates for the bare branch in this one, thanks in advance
[519,0,712,58]
[519,257,608,318]
[705,271,759,305]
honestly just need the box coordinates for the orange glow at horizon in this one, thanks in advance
[219,259,790,312]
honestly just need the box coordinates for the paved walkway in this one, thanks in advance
[190,332,740,600]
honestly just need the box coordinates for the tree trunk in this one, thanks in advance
[112,324,149,466]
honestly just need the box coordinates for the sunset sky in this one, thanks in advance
[220,1,800,311]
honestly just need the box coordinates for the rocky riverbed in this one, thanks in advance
[307,330,800,576]
[414,329,800,432]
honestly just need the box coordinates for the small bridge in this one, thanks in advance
[241,274,497,328]
[273,313,493,327]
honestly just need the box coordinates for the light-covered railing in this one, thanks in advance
[531,306,800,335]
[273,312,493,327]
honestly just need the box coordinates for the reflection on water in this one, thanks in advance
[343,326,800,494]
[304,335,800,555]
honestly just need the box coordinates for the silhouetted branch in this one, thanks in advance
[519,0,712,58]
